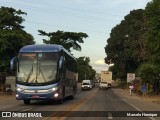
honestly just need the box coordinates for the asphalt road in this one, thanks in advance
[0,83,159,120]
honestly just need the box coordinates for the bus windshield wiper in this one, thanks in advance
[39,68,47,82]
[26,64,33,83]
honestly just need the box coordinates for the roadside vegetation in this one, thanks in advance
[105,0,160,95]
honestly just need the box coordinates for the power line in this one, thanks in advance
[25,20,111,35]
[0,1,113,35]
[16,0,123,18]
[0,0,121,34]
[0,0,122,22]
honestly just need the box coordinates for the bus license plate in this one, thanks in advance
[32,95,39,98]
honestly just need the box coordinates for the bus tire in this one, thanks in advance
[57,98,63,104]
[69,87,76,100]
[24,100,30,105]
[57,88,65,104]
[69,94,74,100]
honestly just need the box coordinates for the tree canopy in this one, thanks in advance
[38,30,88,52]
[76,57,96,82]
[105,0,160,89]
[145,0,160,63]
[0,7,35,72]
[137,0,160,84]
[105,9,147,79]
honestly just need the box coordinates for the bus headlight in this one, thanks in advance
[16,94,19,98]
[49,87,58,92]
[54,93,59,98]
[16,87,24,92]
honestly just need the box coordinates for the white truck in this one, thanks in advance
[99,71,112,89]
[81,80,92,91]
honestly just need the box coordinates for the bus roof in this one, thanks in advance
[19,44,76,60]
[19,44,63,53]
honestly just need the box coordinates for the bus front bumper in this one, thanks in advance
[16,91,60,101]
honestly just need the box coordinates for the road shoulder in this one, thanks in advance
[0,92,15,100]
[112,88,160,111]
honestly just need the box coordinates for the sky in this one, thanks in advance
[1,0,151,73]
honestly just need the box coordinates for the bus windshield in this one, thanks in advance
[17,52,59,84]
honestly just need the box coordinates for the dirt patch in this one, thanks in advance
[138,94,160,104]
[122,88,160,102]
[152,100,160,104]
[0,92,15,100]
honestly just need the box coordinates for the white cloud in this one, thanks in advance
[91,60,114,73]
[95,60,105,65]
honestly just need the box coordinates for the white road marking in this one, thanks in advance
[108,112,113,119]
[149,117,156,120]
[129,103,142,111]
[122,99,156,120]
[0,105,15,109]
[122,98,127,102]
[21,108,32,112]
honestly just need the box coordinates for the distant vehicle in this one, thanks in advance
[81,80,92,90]
[99,82,108,89]
[10,44,78,104]
[100,71,112,89]
[91,80,95,88]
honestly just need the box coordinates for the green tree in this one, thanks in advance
[0,6,35,72]
[38,30,88,52]
[137,63,159,83]
[76,57,96,82]
[137,0,160,87]
[105,9,147,79]
[145,0,160,63]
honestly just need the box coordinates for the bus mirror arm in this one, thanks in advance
[10,57,18,71]
[59,56,65,70]
[59,57,63,70]
[58,56,65,80]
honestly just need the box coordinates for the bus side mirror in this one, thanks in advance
[58,56,65,79]
[59,56,65,70]
[10,57,18,71]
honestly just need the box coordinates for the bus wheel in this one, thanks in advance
[57,89,64,104]
[57,97,63,104]
[70,92,75,100]
[24,100,30,105]
[69,87,76,100]
[69,92,75,100]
